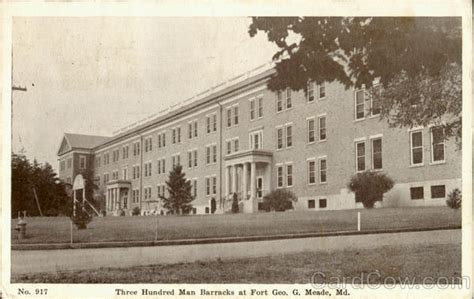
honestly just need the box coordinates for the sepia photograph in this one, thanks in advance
[2,2,471,298]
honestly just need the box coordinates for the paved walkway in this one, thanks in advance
[11,229,460,275]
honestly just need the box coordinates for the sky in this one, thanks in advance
[11,17,278,171]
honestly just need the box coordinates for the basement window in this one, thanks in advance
[410,187,424,200]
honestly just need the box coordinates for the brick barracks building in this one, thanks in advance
[57,65,461,215]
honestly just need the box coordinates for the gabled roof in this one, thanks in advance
[57,133,110,156]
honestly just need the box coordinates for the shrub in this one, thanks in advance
[132,207,141,216]
[231,193,239,213]
[446,188,461,209]
[70,202,92,229]
[348,171,394,208]
[263,189,297,212]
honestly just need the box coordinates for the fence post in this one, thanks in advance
[155,218,159,241]
[70,220,73,245]
[357,212,361,231]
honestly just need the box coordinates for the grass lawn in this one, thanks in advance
[11,206,460,244]
[12,242,461,283]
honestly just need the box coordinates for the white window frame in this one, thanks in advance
[249,98,256,121]
[249,130,263,150]
[355,139,366,172]
[307,158,316,185]
[233,104,239,126]
[276,90,283,113]
[371,136,383,170]
[285,123,293,148]
[318,82,326,100]
[286,162,293,187]
[410,130,424,166]
[318,156,327,184]
[430,127,445,164]
[306,81,315,103]
[285,88,292,109]
[354,89,366,120]
[307,117,315,144]
[370,85,382,117]
[318,114,327,142]
[276,126,284,150]
[257,96,263,119]
[276,164,284,188]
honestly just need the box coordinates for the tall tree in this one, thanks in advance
[159,164,194,215]
[12,153,70,217]
[249,17,462,141]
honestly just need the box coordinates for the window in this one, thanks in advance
[206,116,211,133]
[95,157,100,168]
[355,90,365,120]
[257,97,263,118]
[319,116,326,141]
[79,156,86,169]
[193,150,198,167]
[188,151,193,168]
[371,85,381,116]
[249,130,263,150]
[319,198,327,208]
[319,158,327,183]
[250,99,256,120]
[67,158,72,169]
[132,165,140,180]
[205,177,211,196]
[144,162,152,177]
[431,127,445,163]
[286,89,292,109]
[226,140,232,155]
[233,105,239,125]
[233,139,239,152]
[356,141,366,172]
[276,90,283,112]
[308,160,316,184]
[157,159,161,174]
[133,142,140,156]
[277,127,284,149]
[103,173,109,184]
[60,160,65,171]
[307,119,315,143]
[410,131,423,165]
[194,121,198,137]
[112,170,118,180]
[410,187,424,200]
[122,145,129,159]
[123,168,128,180]
[318,83,326,99]
[206,146,211,164]
[286,164,293,187]
[177,127,181,143]
[188,123,193,139]
[308,199,315,209]
[226,108,232,127]
[212,145,217,163]
[286,125,292,147]
[431,185,446,199]
[192,179,197,197]
[307,81,315,102]
[277,166,284,188]
[172,128,176,144]
[162,159,166,173]
[212,114,217,132]
[212,176,217,195]
[372,138,383,170]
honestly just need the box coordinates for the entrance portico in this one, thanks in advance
[223,149,272,213]
[106,180,131,216]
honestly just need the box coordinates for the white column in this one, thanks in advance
[242,163,248,200]
[231,165,237,195]
[225,166,230,198]
[250,162,256,200]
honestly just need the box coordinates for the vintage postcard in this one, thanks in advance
[1,1,472,298]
